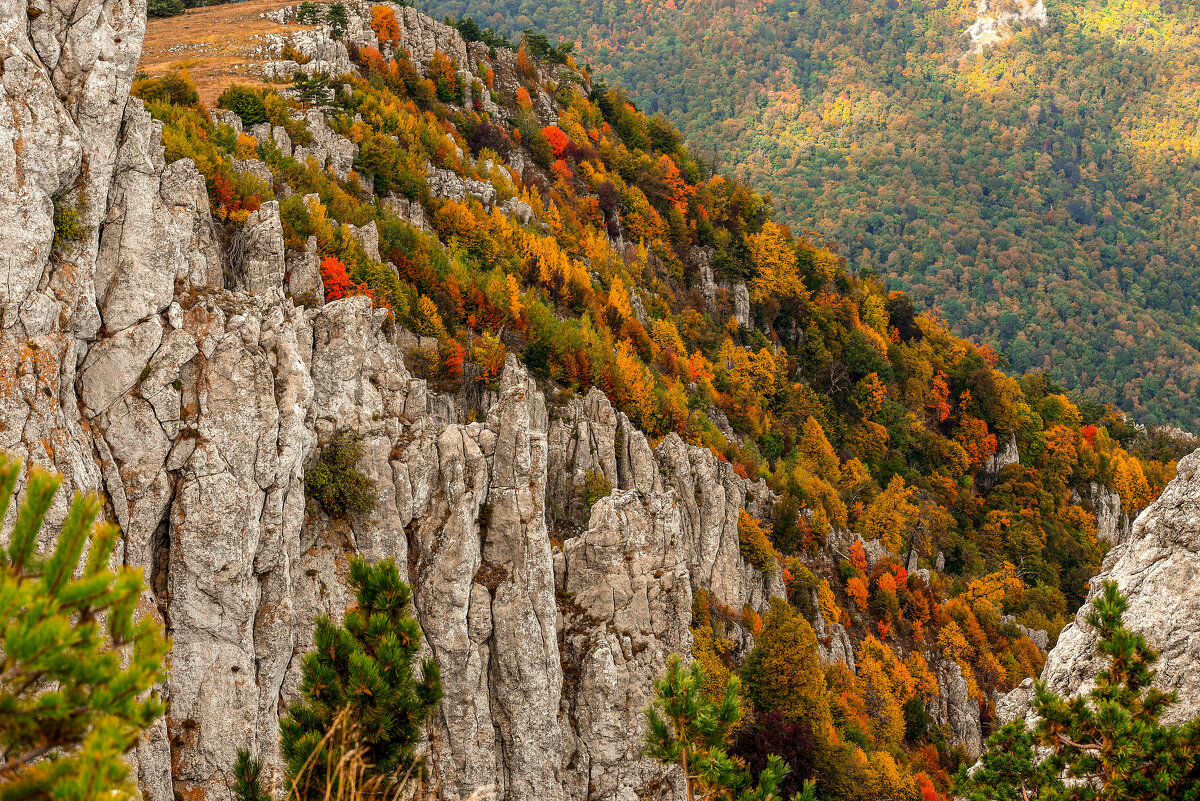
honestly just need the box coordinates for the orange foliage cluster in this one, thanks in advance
[369,5,400,46]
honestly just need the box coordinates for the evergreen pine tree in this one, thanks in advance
[324,3,348,37]
[644,655,792,801]
[0,454,167,800]
[957,581,1200,800]
[274,557,442,800]
[230,749,271,801]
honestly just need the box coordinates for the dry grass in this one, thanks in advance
[277,708,496,801]
[138,0,321,104]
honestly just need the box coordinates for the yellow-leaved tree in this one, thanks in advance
[859,474,918,554]
[749,220,809,308]
[740,599,836,744]
[798,416,841,484]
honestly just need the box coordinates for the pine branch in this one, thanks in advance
[1056,732,1102,751]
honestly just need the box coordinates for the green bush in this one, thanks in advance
[304,429,377,520]
[133,69,199,107]
[295,1,320,23]
[234,559,442,801]
[52,194,90,249]
[217,84,268,126]
[325,2,348,37]
[582,468,613,510]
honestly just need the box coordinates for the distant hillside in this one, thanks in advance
[415,0,1200,430]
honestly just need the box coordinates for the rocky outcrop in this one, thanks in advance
[1001,448,1200,728]
[931,660,984,758]
[687,246,751,328]
[978,433,1019,491]
[2,3,1034,801]
[964,0,1048,54]
[2,30,782,795]
[559,490,691,801]
[1088,480,1133,544]
[427,162,499,207]
[285,235,324,303]
[293,110,358,181]
[241,201,287,295]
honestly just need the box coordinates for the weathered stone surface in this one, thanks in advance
[979,433,1019,490]
[345,220,381,262]
[818,623,856,671]
[547,387,620,533]
[210,109,243,133]
[292,110,358,180]
[931,659,984,758]
[233,157,273,187]
[242,201,286,295]
[97,101,223,332]
[385,193,429,230]
[655,433,782,611]
[427,162,498,206]
[1004,448,1200,727]
[286,235,324,304]
[1089,480,1132,544]
[502,197,535,225]
[559,489,691,801]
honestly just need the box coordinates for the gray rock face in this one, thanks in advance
[502,197,535,225]
[818,623,856,671]
[286,235,324,304]
[241,201,286,295]
[1001,614,1050,652]
[979,433,1019,490]
[1089,480,1132,544]
[559,489,691,801]
[1002,448,1200,727]
[1,4,1053,801]
[97,101,223,333]
[293,110,358,181]
[0,0,146,522]
[385,193,429,230]
[345,220,381,262]
[931,659,984,758]
[427,162,498,207]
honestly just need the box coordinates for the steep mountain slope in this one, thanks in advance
[1,0,1196,800]
[415,0,1200,430]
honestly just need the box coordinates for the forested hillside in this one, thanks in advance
[414,0,1200,430]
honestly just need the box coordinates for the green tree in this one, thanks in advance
[325,3,348,37]
[0,454,168,800]
[644,655,791,801]
[146,0,184,18]
[739,599,834,743]
[277,557,442,799]
[292,71,332,106]
[230,749,271,801]
[217,84,268,126]
[957,581,1200,800]
[295,1,320,23]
